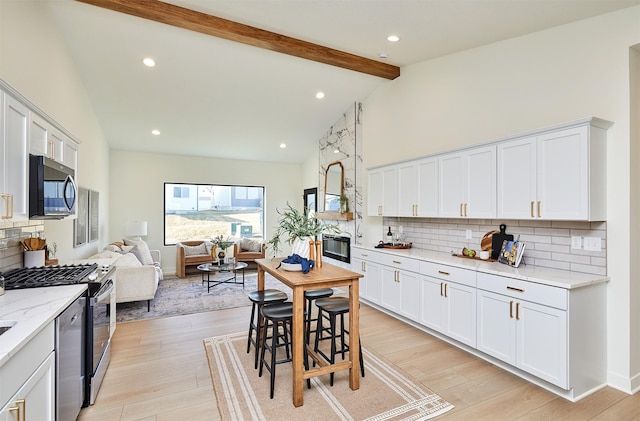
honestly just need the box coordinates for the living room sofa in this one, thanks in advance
[175,240,213,278]
[73,240,162,311]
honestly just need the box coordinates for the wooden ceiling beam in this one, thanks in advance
[75,0,401,80]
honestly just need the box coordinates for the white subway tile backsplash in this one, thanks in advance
[385,217,606,276]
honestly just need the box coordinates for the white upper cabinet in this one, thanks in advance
[368,117,609,221]
[416,157,439,217]
[439,145,496,218]
[1,92,29,221]
[29,112,77,170]
[367,165,398,216]
[497,120,609,221]
[397,161,417,216]
[397,157,438,217]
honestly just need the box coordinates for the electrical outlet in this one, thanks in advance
[571,236,582,250]
[465,229,472,239]
[583,237,602,251]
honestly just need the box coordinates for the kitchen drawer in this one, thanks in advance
[420,261,476,287]
[379,253,420,273]
[477,272,567,310]
[351,247,383,262]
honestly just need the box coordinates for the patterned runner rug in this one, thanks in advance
[204,332,454,420]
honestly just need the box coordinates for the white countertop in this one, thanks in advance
[0,285,87,368]
[353,245,608,289]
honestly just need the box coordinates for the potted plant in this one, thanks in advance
[267,202,340,258]
[339,195,349,214]
[212,234,235,262]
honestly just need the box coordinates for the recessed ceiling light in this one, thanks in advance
[280,143,287,149]
[151,129,160,135]
[387,35,400,42]
[315,91,325,99]
[378,52,388,59]
[143,57,156,67]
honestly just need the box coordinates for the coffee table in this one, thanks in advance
[197,262,248,292]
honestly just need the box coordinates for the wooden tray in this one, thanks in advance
[376,242,412,249]
[451,252,496,262]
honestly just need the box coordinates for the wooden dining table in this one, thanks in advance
[255,257,363,407]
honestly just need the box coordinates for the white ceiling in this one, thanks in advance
[49,0,639,164]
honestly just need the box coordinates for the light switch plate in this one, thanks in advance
[571,236,582,249]
[465,229,472,239]
[583,237,602,251]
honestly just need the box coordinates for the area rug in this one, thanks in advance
[116,272,289,323]
[203,332,454,420]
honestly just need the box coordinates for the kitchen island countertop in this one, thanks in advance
[0,285,87,368]
[353,245,608,289]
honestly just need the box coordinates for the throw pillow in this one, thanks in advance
[124,238,154,265]
[183,243,207,256]
[204,241,213,255]
[240,238,262,252]
[117,245,135,254]
[103,244,121,253]
[112,253,142,267]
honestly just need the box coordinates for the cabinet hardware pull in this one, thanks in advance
[459,203,463,216]
[464,203,468,217]
[9,405,19,420]
[1,193,13,219]
[516,302,520,320]
[362,262,366,272]
[438,270,450,275]
[510,300,514,318]
[395,270,400,282]
[392,260,402,264]
[361,253,368,257]
[378,205,382,215]
[530,201,534,218]
[444,283,448,298]
[537,201,541,218]
[440,282,444,296]
[16,399,25,421]
[507,286,525,293]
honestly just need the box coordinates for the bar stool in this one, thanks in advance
[247,289,288,369]
[259,302,308,398]
[313,296,365,386]
[304,288,334,344]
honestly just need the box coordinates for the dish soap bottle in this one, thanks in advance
[386,226,393,244]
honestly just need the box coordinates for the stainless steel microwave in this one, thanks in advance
[29,154,77,219]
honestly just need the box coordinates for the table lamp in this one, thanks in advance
[125,221,148,240]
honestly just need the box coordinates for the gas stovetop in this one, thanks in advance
[2,263,99,290]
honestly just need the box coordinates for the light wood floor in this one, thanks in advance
[78,304,639,421]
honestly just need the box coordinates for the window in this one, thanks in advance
[164,183,264,245]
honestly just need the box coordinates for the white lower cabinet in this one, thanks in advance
[0,323,55,421]
[380,255,420,322]
[0,353,55,421]
[353,257,383,304]
[477,273,570,388]
[352,246,606,400]
[420,261,476,347]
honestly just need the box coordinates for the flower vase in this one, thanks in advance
[291,237,312,260]
[211,245,217,261]
[217,250,226,264]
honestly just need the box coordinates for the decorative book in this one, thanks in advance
[497,239,526,268]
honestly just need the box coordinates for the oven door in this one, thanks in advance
[86,278,114,405]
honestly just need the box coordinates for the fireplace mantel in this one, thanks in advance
[316,211,353,221]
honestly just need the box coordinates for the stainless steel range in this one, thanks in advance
[2,263,115,410]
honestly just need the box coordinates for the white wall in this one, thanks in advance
[361,7,640,393]
[0,1,110,262]
[109,150,303,272]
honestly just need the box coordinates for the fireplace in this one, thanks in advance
[322,234,350,264]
